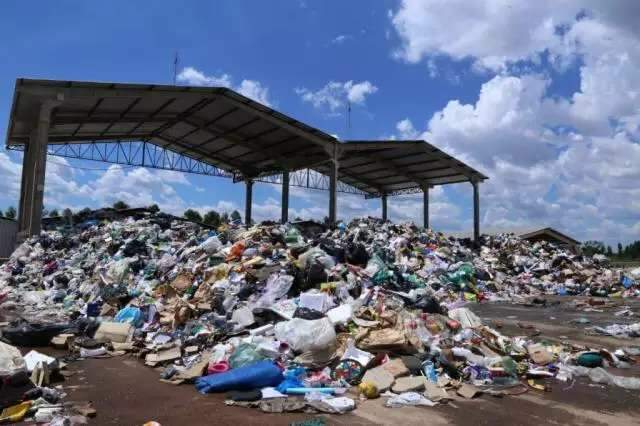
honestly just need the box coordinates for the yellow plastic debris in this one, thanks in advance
[0,401,32,423]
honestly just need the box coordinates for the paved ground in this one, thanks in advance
[11,297,640,425]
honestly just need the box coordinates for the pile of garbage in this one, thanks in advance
[1,212,639,421]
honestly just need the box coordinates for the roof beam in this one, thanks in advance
[124,98,176,136]
[152,133,255,175]
[232,135,299,160]
[70,98,104,137]
[219,92,336,153]
[181,117,330,174]
[355,151,427,185]
[96,98,142,137]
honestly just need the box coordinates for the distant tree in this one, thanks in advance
[618,242,623,255]
[221,212,230,223]
[294,216,303,221]
[230,210,242,223]
[42,208,49,218]
[113,200,130,210]
[606,245,613,256]
[62,208,73,225]
[203,210,221,227]
[582,240,605,257]
[183,209,203,222]
[148,204,160,213]
[621,240,640,259]
[4,206,16,219]
[48,209,59,217]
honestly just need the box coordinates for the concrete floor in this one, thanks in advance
[14,298,640,425]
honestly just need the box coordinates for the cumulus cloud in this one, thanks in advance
[296,80,378,113]
[387,1,640,244]
[177,66,271,106]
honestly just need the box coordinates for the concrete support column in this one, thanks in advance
[245,179,253,226]
[472,180,480,242]
[328,158,338,227]
[18,100,58,237]
[422,184,429,229]
[281,171,289,224]
[381,194,388,222]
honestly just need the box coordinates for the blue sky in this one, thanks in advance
[1,1,639,245]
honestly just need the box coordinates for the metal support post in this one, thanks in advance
[381,193,388,222]
[18,99,60,237]
[281,171,289,223]
[245,179,253,226]
[422,184,429,229]
[472,180,480,242]
[328,158,338,227]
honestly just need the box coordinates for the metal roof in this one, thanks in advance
[6,78,487,197]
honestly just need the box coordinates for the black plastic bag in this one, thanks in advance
[2,321,71,346]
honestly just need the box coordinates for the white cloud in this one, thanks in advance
[0,152,21,203]
[396,118,419,139]
[176,67,232,87]
[177,66,271,106]
[391,0,578,71]
[331,34,352,44]
[385,1,640,243]
[296,80,378,113]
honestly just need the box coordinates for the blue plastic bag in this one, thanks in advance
[114,306,143,327]
[195,360,283,394]
[275,367,306,393]
[622,276,635,289]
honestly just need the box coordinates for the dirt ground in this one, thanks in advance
[11,298,640,426]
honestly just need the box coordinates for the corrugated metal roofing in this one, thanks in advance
[6,79,487,197]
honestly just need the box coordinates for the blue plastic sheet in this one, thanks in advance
[195,360,283,394]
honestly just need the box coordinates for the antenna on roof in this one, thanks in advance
[346,100,352,139]
[173,51,179,85]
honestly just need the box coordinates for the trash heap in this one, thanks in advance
[1,212,639,421]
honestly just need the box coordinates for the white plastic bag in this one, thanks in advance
[0,341,26,376]
[448,307,482,328]
[199,236,222,254]
[385,392,437,408]
[327,304,353,325]
[256,273,294,307]
[571,366,640,390]
[274,317,336,353]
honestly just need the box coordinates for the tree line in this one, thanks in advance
[0,201,242,228]
[582,240,640,259]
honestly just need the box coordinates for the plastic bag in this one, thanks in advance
[114,306,143,327]
[365,255,389,284]
[385,392,437,408]
[226,241,245,261]
[274,318,336,353]
[448,308,482,328]
[256,273,294,307]
[228,344,266,369]
[0,342,26,376]
[199,236,222,254]
[445,263,475,287]
[571,366,640,390]
[276,367,306,393]
[195,360,283,394]
[107,258,132,283]
[2,322,70,347]
[156,254,177,273]
[299,247,335,271]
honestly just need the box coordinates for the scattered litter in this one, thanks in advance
[1,211,639,419]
